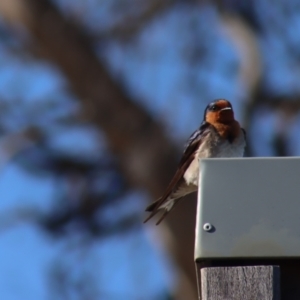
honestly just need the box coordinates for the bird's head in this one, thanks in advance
[204,99,234,124]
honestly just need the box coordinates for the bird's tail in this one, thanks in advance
[145,198,161,212]
[143,197,162,225]
[144,197,178,225]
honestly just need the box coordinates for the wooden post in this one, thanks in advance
[200,265,280,300]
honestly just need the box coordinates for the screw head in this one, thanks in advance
[203,223,213,232]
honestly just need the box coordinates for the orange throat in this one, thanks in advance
[213,121,240,141]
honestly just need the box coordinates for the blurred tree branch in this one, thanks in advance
[0,0,177,196]
[0,0,198,298]
[96,0,174,40]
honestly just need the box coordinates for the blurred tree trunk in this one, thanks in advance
[0,0,198,298]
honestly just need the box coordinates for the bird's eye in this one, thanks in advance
[211,105,218,111]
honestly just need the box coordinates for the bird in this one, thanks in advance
[144,99,246,225]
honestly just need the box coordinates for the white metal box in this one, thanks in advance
[195,157,300,260]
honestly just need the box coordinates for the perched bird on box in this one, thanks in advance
[144,99,246,225]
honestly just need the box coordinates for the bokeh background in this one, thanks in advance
[0,0,299,299]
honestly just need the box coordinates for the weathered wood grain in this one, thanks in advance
[201,265,280,300]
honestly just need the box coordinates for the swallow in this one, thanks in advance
[144,99,246,225]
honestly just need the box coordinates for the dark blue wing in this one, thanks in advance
[144,121,213,223]
[179,121,212,166]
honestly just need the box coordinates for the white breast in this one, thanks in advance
[183,130,245,186]
[214,136,245,158]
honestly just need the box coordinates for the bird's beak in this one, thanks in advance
[220,107,232,111]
